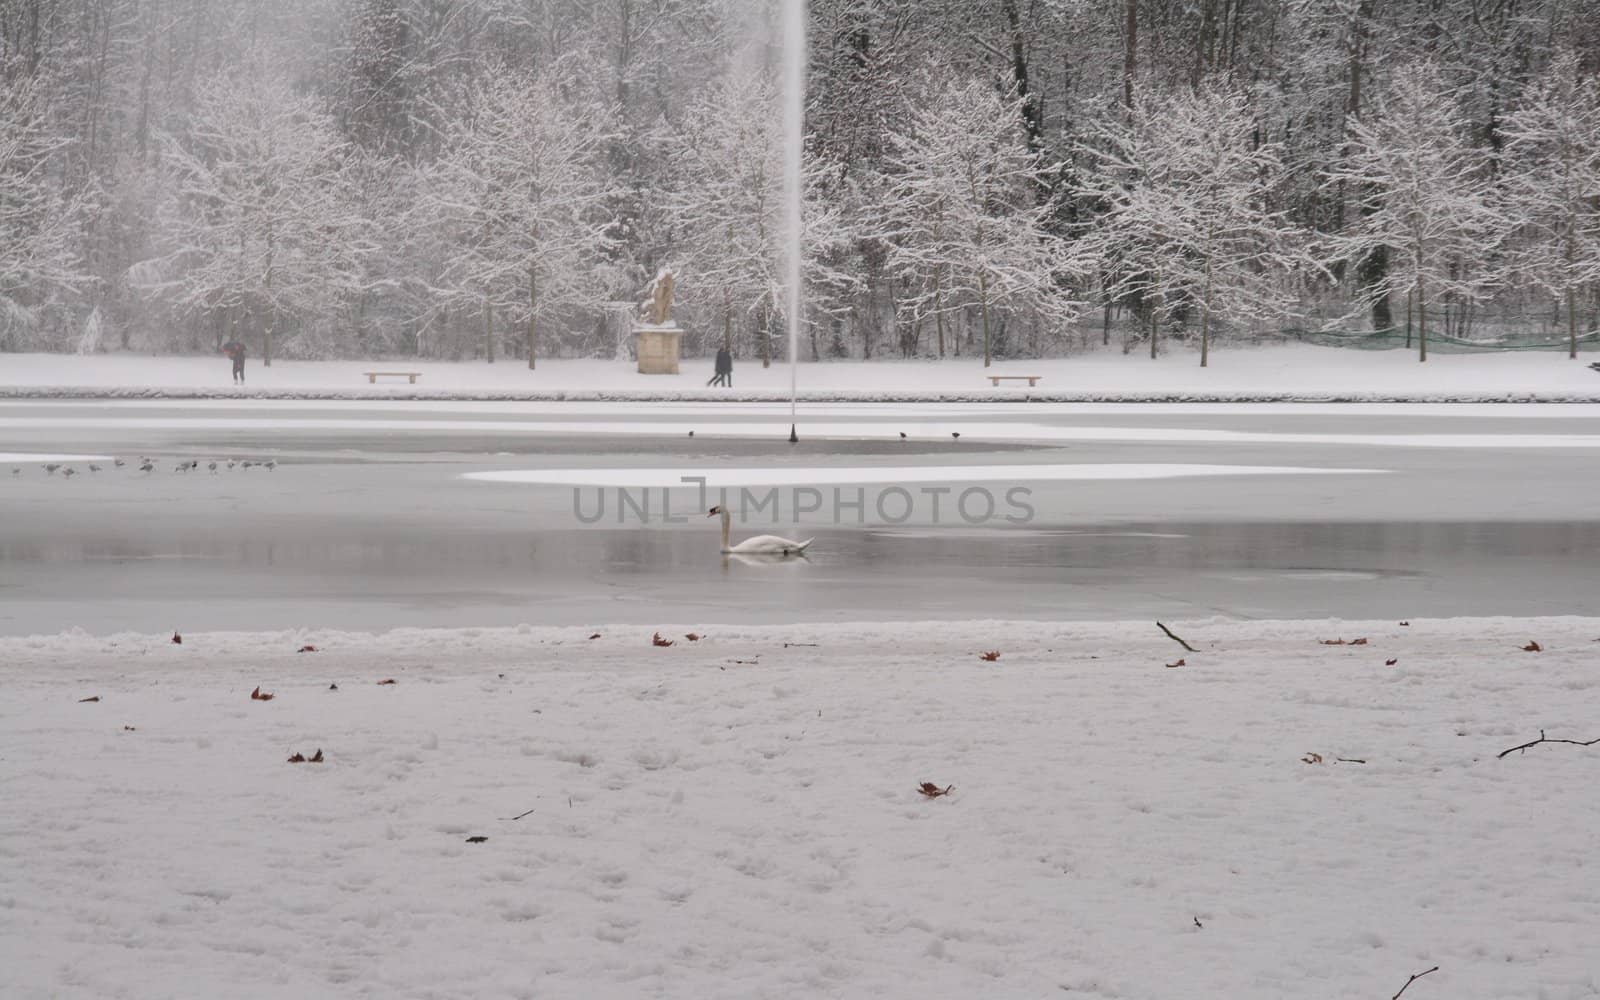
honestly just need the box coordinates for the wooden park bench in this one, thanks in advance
[364,371,422,384]
[987,375,1042,387]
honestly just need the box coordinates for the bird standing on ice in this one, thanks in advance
[708,505,811,556]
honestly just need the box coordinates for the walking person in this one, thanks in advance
[711,346,733,388]
[222,339,247,384]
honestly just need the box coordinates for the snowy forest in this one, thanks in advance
[2,0,1599,366]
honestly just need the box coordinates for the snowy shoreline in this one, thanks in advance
[4,616,1597,999]
[4,344,1600,404]
[7,385,1600,404]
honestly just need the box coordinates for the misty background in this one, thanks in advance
[2,0,1598,366]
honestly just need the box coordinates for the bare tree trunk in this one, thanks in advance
[722,287,733,351]
[1102,300,1112,346]
[1123,0,1137,110]
[1568,230,1579,359]
[1416,267,1427,363]
[760,296,771,368]
[526,267,538,370]
[978,271,993,367]
[1149,272,1161,360]
[1568,288,1578,360]
[1405,289,1412,348]
[484,298,494,363]
[933,266,946,358]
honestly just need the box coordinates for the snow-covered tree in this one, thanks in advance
[1325,62,1506,362]
[0,74,86,349]
[1501,50,1600,359]
[426,66,621,369]
[1078,84,1314,366]
[879,69,1084,367]
[665,67,857,367]
[665,68,785,366]
[137,63,371,363]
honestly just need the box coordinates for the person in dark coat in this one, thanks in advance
[222,339,246,384]
[707,347,733,387]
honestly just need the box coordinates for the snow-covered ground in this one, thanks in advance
[3,344,1599,401]
[4,618,1597,999]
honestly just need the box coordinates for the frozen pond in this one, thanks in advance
[2,399,1598,634]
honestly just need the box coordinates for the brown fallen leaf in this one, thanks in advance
[1522,640,1543,652]
[979,650,1001,662]
[250,685,275,701]
[377,678,396,685]
[917,782,954,798]
[1350,637,1369,645]
[297,645,317,653]
[465,836,488,844]
[1385,658,1398,666]
[1165,658,1186,668]
[1319,638,1346,645]
[651,631,674,647]
[308,749,323,763]
[78,695,100,703]
[287,752,307,763]
[1301,752,1324,765]
[123,725,136,731]
[588,632,601,640]
[685,633,701,642]
[171,632,182,645]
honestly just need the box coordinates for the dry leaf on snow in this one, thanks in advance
[377,678,396,685]
[979,650,1000,662]
[250,686,275,701]
[78,695,100,703]
[918,782,954,798]
[652,632,675,647]
[1301,752,1324,765]
[1522,640,1543,652]
[1166,658,1186,668]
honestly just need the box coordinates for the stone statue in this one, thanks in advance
[642,268,675,327]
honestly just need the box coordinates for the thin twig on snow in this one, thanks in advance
[1497,729,1600,759]
[1392,965,1439,1000]
[1156,621,1197,653]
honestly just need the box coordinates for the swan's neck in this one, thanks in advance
[720,508,731,552]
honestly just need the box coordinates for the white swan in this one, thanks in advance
[709,505,812,556]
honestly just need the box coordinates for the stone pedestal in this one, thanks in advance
[634,323,682,374]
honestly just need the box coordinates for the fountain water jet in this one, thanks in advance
[782,0,805,443]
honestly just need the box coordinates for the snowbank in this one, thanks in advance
[3,617,1596,999]
[3,344,1599,402]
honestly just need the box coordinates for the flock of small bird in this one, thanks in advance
[13,458,278,478]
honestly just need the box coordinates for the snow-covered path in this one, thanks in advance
[4,344,1599,401]
[3,619,1596,999]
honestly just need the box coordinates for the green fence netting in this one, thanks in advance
[1282,327,1600,353]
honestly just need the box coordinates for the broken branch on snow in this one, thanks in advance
[1156,621,1197,653]
[1497,729,1600,759]
[1392,965,1439,1000]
